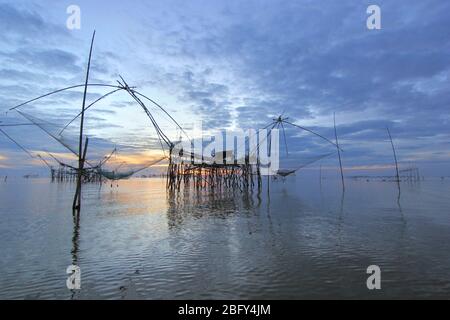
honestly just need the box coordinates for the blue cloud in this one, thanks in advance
[1,0,450,175]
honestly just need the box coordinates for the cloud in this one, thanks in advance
[1,0,450,174]
[0,48,82,74]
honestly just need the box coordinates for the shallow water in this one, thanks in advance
[1,177,450,299]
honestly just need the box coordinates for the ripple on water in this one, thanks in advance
[1,178,450,299]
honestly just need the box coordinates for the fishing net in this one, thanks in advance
[5,81,185,180]
[260,117,339,176]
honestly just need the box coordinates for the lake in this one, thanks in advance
[1,176,450,299]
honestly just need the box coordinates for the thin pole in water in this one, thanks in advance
[334,112,345,192]
[387,127,401,193]
[319,163,322,188]
[73,30,96,211]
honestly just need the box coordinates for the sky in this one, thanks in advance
[0,0,449,177]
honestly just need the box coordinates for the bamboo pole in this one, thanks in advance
[334,113,345,192]
[73,137,89,211]
[387,127,401,192]
[73,31,96,211]
[319,163,322,188]
[9,84,124,111]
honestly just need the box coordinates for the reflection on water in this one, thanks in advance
[70,212,80,300]
[166,186,260,229]
[1,177,450,299]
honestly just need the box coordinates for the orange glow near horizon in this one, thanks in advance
[344,164,396,171]
[21,150,168,169]
[103,150,168,168]
[0,154,9,168]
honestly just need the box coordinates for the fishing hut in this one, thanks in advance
[166,147,262,192]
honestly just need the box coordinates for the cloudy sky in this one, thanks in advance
[0,0,449,176]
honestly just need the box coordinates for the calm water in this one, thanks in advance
[1,177,450,299]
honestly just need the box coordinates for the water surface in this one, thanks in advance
[1,177,450,299]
